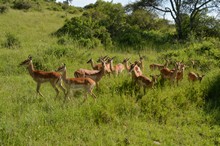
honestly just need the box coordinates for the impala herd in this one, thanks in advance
[20,55,205,102]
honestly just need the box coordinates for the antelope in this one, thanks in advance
[130,64,159,94]
[74,59,107,88]
[138,53,145,70]
[87,58,102,70]
[188,72,205,83]
[129,63,143,82]
[20,56,66,97]
[109,57,125,76]
[56,64,97,102]
[176,64,186,86]
[122,58,131,72]
[160,62,180,85]
[149,59,169,70]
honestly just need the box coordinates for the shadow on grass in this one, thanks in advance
[204,74,220,125]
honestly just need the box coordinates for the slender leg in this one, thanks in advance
[36,83,44,97]
[50,81,59,97]
[57,80,66,96]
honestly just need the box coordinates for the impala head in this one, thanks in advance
[122,58,130,63]
[56,63,66,72]
[196,73,205,82]
[20,55,32,66]
[97,55,108,62]
[87,58,92,64]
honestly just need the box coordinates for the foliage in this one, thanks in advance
[2,33,21,49]
[0,2,220,145]
[12,0,32,10]
[0,4,8,13]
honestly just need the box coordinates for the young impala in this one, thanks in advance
[176,64,186,86]
[56,64,97,102]
[130,64,159,94]
[20,56,66,97]
[122,58,131,72]
[188,72,205,83]
[109,57,125,76]
[149,59,169,70]
[74,59,107,88]
[160,62,180,85]
[87,58,102,70]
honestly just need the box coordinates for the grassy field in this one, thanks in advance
[0,7,220,146]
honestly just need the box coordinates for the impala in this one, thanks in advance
[130,64,159,94]
[188,72,205,83]
[122,58,131,72]
[160,62,180,85]
[56,64,97,102]
[109,57,125,76]
[149,59,169,70]
[87,58,102,70]
[20,56,66,97]
[129,63,143,82]
[74,59,107,88]
[176,64,186,86]
[138,53,145,70]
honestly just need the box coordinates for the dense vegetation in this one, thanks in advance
[0,0,220,145]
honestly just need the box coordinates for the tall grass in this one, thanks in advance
[0,7,220,146]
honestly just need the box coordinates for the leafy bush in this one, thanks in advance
[0,5,8,13]
[13,0,32,10]
[2,33,21,49]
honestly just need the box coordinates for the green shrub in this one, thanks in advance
[2,33,21,49]
[0,5,8,13]
[13,0,32,10]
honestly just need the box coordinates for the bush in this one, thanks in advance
[0,5,8,13]
[13,1,32,10]
[2,33,21,49]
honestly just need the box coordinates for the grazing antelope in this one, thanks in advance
[20,56,66,97]
[74,59,107,88]
[56,64,97,102]
[149,59,169,70]
[109,57,125,76]
[188,72,205,83]
[122,58,131,72]
[130,64,159,94]
[160,62,180,85]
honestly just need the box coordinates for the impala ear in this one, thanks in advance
[28,55,32,60]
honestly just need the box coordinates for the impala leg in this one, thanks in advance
[36,83,44,97]
[57,80,66,96]
[50,81,59,98]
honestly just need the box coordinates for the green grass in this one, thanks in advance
[0,7,220,146]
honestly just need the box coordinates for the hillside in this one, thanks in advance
[0,4,220,146]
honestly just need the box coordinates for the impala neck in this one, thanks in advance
[90,59,95,69]
[61,69,68,82]
[27,61,35,77]
[110,60,114,71]
[124,61,130,71]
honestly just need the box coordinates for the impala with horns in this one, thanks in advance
[188,72,205,83]
[20,56,66,97]
[74,59,107,88]
[130,63,159,94]
[56,64,97,102]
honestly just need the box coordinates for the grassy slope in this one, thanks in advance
[0,8,220,146]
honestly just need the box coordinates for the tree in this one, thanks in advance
[127,0,220,39]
